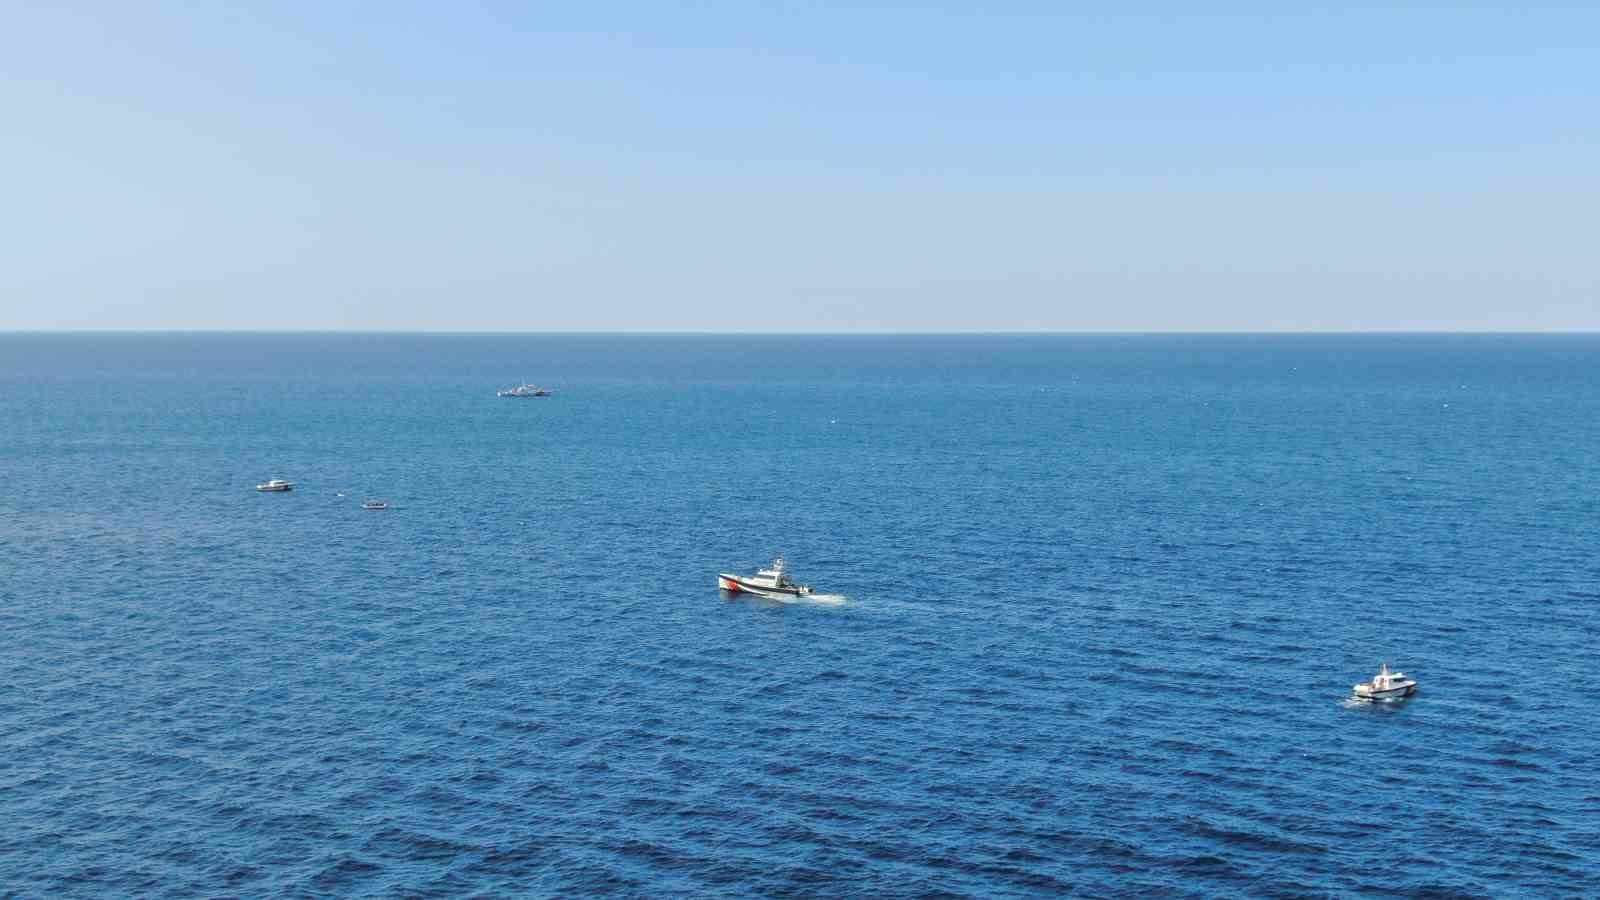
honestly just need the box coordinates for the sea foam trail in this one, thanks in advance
[743,590,847,605]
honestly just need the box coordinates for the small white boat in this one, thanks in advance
[497,383,552,397]
[361,499,389,510]
[255,479,294,492]
[718,556,815,598]
[1352,662,1417,701]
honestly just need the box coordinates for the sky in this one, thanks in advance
[3,2,1596,332]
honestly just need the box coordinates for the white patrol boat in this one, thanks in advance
[255,478,294,492]
[1352,663,1417,701]
[718,557,814,598]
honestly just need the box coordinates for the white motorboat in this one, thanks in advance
[255,478,294,492]
[498,383,552,397]
[361,499,389,510]
[718,556,815,598]
[1352,663,1417,701]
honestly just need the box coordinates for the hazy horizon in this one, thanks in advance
[6,325,1593,333]
[6,4,1597,332]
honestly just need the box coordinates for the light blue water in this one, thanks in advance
[2,334,1597,896]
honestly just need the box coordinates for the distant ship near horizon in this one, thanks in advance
[497,382,552,397]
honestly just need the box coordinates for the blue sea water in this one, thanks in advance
[1,333,1597,897]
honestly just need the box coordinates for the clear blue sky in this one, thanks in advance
[4,2,1596,331]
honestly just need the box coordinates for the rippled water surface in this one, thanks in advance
[2,334,1597,896]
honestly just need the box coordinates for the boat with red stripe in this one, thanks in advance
[718,556,814,598]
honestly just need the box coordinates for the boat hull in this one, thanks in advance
[718,574,810,596]
[1352,683,1416,701]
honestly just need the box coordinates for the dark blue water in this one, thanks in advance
[2,334,1597,897]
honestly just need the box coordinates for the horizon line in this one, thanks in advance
[3,328,1598,337]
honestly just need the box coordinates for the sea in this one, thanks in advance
[1,333,1596,897]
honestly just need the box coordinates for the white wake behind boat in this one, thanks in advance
[1352,662,1417,701]
[255,478,294,492]
[718,557,814,598]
